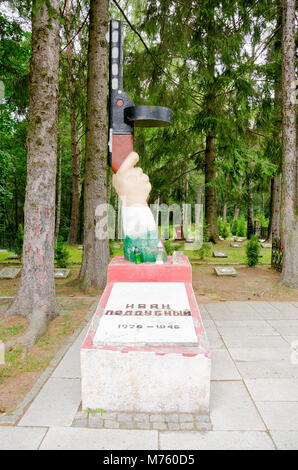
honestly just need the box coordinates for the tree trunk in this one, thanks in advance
[55,138,62,243]
[280,0,297,287]
[196,182,203,206]
[261,193,265,217]
[65,0,81,245]
[205,134,219,242]
[223,203,227,225]
[267,176,281,240]
[233,206,239,221]
[204,15,218,244]
[13,155,18,232]
[3,0,61,350]
[247,205,254,239]
[79,0,109,291]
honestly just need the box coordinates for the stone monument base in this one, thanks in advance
[81,256,211,418]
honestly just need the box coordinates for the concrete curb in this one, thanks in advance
[0,299,98,425]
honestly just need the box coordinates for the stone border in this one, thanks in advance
[72,408,212,432]
[0,299,98,425]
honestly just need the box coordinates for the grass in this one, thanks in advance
[0,237,271,268]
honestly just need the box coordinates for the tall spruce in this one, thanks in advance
[1,0,61,350]
[280,0,297,286]
[79,0,109,290]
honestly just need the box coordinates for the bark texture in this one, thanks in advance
[280,0,297,287]
[65,0,81,245]
[3,0,61,349]
[205,134,219,242]
[55,138,62,243]
[268,176,281,240]
[79,0,109,290]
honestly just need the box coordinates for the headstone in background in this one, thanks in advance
[214,266,237,277]
[230,242,241,248]
[78,245,83,250]
[54,269,71,279]
[0,249,8,253]
[7,253,19,259]
[213,251,228,258]
[261,243,272,249]
[0,267,21,279]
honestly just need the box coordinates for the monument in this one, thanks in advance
[81,19,211,426]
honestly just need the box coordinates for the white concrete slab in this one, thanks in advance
[210,381,265,430]
[18,378,81,427]
[229,347,291,362]
[269,303,298,317]
[256,402,298,431]
[81,347,211,414]
[254,302,298,320]
[215,320,273,328]
[0,426,47,450]
[217,324,278,337]
[52,326,89,378]
[211,350,241,380]
[235,360,298,379]
[205,327,225,350]
[94,315,198,347]
[93,282,197,347]
[221,334,289,350]
[249,301,280,314]
[159,430,274,450]
[267,320,298,336]
[40,427,158,450]
[206,303,262,321]
[270,431,298,450]
[245,378,298,401]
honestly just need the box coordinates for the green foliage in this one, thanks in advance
[246,235,260,267]
[218,217,224,237]
[222,224,230,239]
[163,240,176,256]
[54,240,70,268]
[237,215,247,237]
[231,218,238,235]
[196,242,212,260]
[109,240,115,258]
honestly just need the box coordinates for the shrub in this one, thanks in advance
[218,217,224,237]
[237,215,247,237]
[231,218,238,235]
[245,235,260,267]
[163,240,179,255]
[222,223,230,239]
[196,242,212,260]
[54,240,70,268]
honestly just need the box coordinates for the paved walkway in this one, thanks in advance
[1,301,298,450]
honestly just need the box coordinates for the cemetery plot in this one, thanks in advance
[214,266,237,276]
[0,267,21,279]
[54,269,71,279]
[213,251,228,258]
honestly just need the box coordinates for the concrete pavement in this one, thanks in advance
[1,301,298,450]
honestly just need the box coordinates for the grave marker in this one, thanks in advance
[214,266,237,276]
[213,251,228,258]
[54,269,70,279]
[0,267,21,279]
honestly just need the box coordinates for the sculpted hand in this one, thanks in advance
[112,152,151,207]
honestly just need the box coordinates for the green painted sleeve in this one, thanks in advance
[123,230,167,263]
